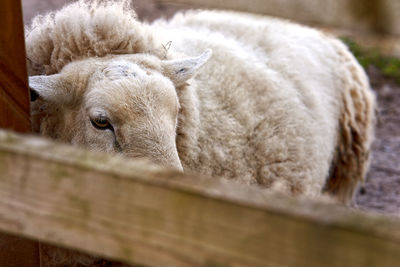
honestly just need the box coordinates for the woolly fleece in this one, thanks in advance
[26,0,375,206]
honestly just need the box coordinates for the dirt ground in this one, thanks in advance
[355,66,400,214]
[22,0,400,216]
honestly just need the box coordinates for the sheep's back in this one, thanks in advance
[156,11,363,196]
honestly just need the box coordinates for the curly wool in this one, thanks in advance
[26,1,377,204]
[25,0,166,75]
[26,1,376,266]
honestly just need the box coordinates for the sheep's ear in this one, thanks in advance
[163,49,212,86]
[29,74,65,103]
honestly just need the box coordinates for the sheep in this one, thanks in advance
[26,0,375,265]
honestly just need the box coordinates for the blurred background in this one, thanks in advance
[22,0,400,215]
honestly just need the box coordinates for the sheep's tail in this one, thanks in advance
[324,43,376,204]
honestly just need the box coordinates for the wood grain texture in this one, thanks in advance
[157,0,400,36]
[1,129,400,267]
[0,0,31,132]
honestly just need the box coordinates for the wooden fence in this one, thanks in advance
[0,0,41,266]
[158,0,400,35]
[2,130,400,266]
[0,0,31,132]
[157,0,400,57]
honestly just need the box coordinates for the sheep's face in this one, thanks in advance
[29,51,211,171]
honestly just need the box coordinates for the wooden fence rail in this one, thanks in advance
[157,0,400,57]
[157,0,400,35]
[1,130,400,267]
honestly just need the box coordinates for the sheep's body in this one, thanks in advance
[156,11,375,200]
[26,0,375,201]
[155,12,345,196]
[27,2,375,201]
[26,1,375,265]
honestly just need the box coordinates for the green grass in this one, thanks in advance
[341,37,400,84]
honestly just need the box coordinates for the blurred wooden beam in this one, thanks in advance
[157,0,400,57]
[322,27,400,58]
[1,130,400,266]
[157,0,400,36]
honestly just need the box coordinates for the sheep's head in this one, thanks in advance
[29,51,211,171]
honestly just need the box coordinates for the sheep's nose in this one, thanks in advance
[168,160,184,172]
[153,153,184,172]
[169,150,184,172]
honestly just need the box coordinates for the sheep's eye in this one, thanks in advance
[90,116,112,130]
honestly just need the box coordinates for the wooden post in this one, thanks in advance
[0,0,40,266]
[0,0,31,132]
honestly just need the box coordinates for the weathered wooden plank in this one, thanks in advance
[157,0,400,36]
[0,0,31,132]
[0,130,400,267]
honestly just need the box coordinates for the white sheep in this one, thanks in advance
[26,0,375,265]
